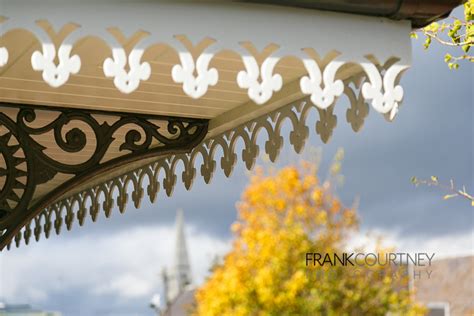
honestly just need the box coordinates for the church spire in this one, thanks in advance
[167,208,192,302]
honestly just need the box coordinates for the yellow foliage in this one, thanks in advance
[194,162,425,316]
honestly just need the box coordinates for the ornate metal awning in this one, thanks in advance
[0,0,459,249]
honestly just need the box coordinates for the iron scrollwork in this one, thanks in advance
[0,103,208,249]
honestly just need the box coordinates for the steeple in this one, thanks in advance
[161,268,169,307]
[166,208,192,302]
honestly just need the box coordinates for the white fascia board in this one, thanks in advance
[1,1,411,110]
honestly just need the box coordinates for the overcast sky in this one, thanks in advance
[1,13,473,316]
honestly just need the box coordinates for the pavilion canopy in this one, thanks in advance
[0,0,459,249]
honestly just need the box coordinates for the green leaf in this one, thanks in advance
[444,53,452,62]
[423,37,432,49]
[467,24,474,36]
[428,22,440,32]
[443,194,458,200]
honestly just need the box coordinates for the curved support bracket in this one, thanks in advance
[0,103,208,249]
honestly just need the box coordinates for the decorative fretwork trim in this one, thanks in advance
[0,105,208,249]
[1,3,411,110]
[4,69,393,250]
[0,2,412,249]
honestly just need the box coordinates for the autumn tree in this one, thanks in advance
[194,157,424,316]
